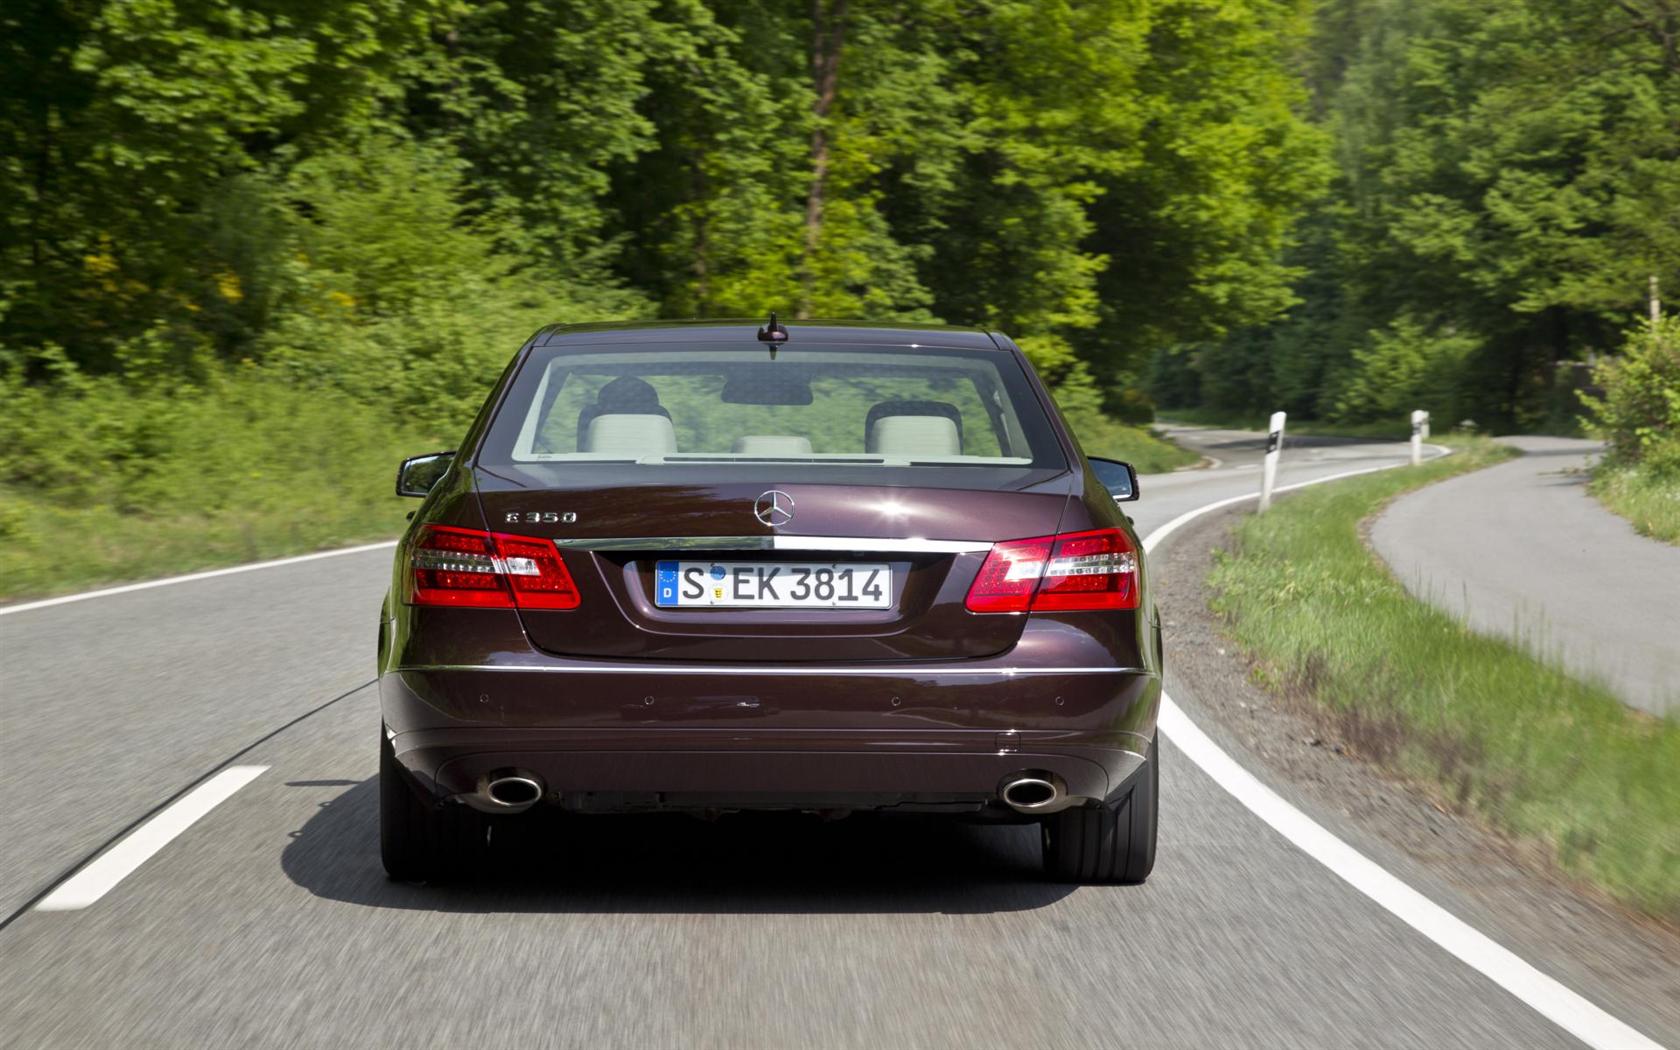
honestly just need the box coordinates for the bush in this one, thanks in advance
[1580,317,1680,474]
[1329,313,1478,424]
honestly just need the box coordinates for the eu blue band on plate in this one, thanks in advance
[655,560,679,606]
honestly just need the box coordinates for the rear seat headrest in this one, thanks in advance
[865,400,963,449]
[578,376,671,450]
[583,414,677,456]
[868,415,962,457]
[865,400,964,456]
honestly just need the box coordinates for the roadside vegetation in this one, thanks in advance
[1209,440,1680,920]
[0,374,439,598]
[1581,318,1680,546]
[1154,0,1680,437]
[1073,416,1199,474]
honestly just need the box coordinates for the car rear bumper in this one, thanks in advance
[379,662,1159,813]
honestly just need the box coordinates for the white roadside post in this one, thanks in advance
[1258,411,1286,512]
[1410,409,1428,465]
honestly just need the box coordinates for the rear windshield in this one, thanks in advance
[476,343,1069,488]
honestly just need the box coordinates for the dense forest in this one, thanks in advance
[1162,0,1680,430]
[1,0,1676,591]
[0,0,1322,417]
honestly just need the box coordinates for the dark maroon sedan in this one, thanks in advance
[379,319,1161,883]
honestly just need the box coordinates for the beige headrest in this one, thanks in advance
[583,414,677,456]
[867,415,962,456]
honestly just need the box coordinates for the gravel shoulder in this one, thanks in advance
[1154,500,1680,1046]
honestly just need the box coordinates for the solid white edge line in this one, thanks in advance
[35,766,269,912]
[1145,448,1664,1050]
[0,541,398,617]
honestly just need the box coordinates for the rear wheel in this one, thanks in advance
[380,731,485,881]
[1042,734,1158,883]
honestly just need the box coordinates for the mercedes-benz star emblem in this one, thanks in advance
[754,489,795,527]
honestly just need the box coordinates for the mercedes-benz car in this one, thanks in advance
[379,318,1162,883]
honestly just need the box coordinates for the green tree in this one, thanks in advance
[0,0,447,371]
[1181,0,1680,428]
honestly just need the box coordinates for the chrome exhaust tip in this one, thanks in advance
[467,770,545,813]
[1000,772,1072,814]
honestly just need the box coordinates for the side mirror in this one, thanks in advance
[396,451,455,498]
[1088,456,1140,503]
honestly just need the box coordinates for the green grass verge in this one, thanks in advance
[1207,438,1680,920]
[0,376,444,602]
[0,477,414,602]
[1074,416,1200,473]
[1589,464,1680,546]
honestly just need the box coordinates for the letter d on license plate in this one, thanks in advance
[655,561,891,608]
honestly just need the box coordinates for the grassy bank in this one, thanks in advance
[1208,439,1680,919]
[1074,415,1200,473]
[0,373,451,602]
[1590,465,1680,546]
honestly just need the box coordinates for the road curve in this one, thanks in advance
[1370,436,1680,717]
[0,429,1664,1048]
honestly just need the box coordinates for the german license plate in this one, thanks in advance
[654,561,891,608]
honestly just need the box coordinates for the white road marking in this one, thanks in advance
[0,541,397,617]
[35,766,269,912]
[1145,449,1664,1050]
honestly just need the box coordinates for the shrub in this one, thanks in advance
[1329,313,1478,424]
[1580,317,1680,474]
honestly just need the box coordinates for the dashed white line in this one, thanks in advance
[1145,448,1663,1050]
[36,766,269,912]
[0,541,397,617]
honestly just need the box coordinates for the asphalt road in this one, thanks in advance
[0,429,1662,1048]
[1370,436,1680,716]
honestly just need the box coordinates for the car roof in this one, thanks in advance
[534,319,1006,350]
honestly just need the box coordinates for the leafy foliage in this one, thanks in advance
[1,0,1325,397]
[1164,0,1680,430]
[1581,317,1680,471]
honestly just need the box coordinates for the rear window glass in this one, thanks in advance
[476,344,1067,487]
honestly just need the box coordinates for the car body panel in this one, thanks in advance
[471,478,1074,661]
[379,320,1162,817]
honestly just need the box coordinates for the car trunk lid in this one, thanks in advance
[474,474,1072,662]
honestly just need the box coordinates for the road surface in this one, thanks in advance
[0,428,1666,1048]
[1370,436,1680,717]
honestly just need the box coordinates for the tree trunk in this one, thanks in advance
[799,0,847,319]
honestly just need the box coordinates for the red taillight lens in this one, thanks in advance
[409,526,506,607]
[493,533,580,609]
[406,526,580,610]
[964,537,1053,613]
[1034,528,1138,610]
[965,528,1137,613]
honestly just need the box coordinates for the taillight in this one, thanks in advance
[405,525,580,610]
[965,528,1137,613]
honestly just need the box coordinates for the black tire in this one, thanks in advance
[380,731,485,881]
[1042,734,1158,883]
